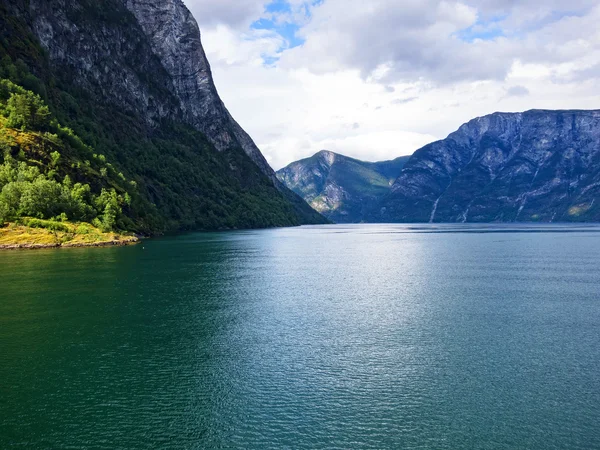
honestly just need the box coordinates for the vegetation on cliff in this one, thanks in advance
[0,80,131,230]
[0,1,325,241]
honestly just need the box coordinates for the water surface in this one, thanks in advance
[1,224,600,448]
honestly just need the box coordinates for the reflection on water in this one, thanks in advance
[1,224,600,448]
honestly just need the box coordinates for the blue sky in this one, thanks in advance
[456,16,506,42]
[456,9,589,42]
[250,2,590,58]
[250,0,323,63]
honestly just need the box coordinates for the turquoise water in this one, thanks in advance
[1,224,600,448]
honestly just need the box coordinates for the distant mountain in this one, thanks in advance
[373,110,600,223]
[277,151,410,223]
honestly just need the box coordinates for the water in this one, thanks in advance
[1,224,600,449]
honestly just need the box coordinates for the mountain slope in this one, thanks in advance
[0,0,325,233]
[277,150,410,222]
[374,110,600,223]
[121,0,279,182]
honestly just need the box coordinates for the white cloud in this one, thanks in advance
[184,0,600,170]
[184,0,267,29]
[505,85,529,97]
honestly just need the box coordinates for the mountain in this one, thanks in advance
[0,0,326,234]
[277,150,410,223]
[374,110,600,223]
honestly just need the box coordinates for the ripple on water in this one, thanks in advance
[1,224,600,448]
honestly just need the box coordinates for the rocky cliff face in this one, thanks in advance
[28,0,180,124]
[375,110,600,223]
[277,150,410,223]
[122,0,277,180]
[27,0,276,180]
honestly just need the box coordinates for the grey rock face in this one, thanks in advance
[277,150,410,223]
[26,0,276,181]
[28,0,181,125]
[376,110,600,223]
[278,151,339,204]
[123,0,277,181]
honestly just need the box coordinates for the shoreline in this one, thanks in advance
[0,222,140,251]
[0,236,139,250]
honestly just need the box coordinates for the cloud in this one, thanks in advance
[183,0,600,170]
[280,0,600,86]
[505,85,530,97]
[392,97,419,105]
[184,0,267,29]
[279,0,508,84]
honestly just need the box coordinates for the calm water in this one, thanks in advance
[1,224,600,449]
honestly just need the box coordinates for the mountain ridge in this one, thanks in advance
[277,150,410,223]
[374,108,600,223]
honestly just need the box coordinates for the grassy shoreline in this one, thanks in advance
[0,220,138,250]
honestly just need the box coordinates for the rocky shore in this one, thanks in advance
[0,223,140,250]
[0,237,139,250]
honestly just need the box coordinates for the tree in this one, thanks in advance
[62,180,94,221]
[0,181,26,219]
[95,188,122,231]
[6,91,51,131]
[19,177,62,219]
[0,196,9,223]
[50,151,61,167]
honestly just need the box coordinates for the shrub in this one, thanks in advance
[75,224,92,234]
[23,218,70,232]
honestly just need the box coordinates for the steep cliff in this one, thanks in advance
[375,110,600,223]
[121,0,278,180]
[0,0,325,232]
[277,150,410,223]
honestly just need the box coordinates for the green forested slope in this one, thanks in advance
[0,79,134,231]
[0,2,325,235]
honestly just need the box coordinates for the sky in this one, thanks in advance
[183,0,600,170]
